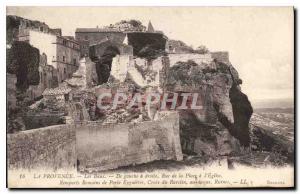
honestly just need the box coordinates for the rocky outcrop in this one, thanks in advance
[104,53,253,156]
[228,82,253,147]
[165,58,253,156]
[249,112,294,165]
[250,124,294,163]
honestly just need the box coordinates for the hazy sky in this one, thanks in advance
[7,7,294,102]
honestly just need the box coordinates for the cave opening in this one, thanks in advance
[95,46,120,84]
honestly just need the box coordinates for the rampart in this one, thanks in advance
[76,112,183,172]
[168,53,214,66]
[7,124,76,170]
[211,51,229,63]
[7,112,182,171]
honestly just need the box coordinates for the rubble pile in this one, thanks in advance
[100,106,151,124]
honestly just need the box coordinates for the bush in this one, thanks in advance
[128,20,143,27]
[194,45,209,54]
[138,45,167,60]
[7,41,40,91]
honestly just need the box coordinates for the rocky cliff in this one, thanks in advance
[161,55,293,166]
[164,58,253,156]
[96,50,253,158]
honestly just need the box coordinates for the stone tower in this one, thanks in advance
[147,21,155,32]
[123,34,129,45]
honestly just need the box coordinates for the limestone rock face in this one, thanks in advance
[106,54,253,155]
[165,58,253,156]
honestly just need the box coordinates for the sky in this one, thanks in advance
[6,6,294,103]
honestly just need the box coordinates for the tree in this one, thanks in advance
[194,45,209,54]
[7,41,40,91]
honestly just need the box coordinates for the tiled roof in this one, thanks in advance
[42,86,71,96]
[76,28,121,33]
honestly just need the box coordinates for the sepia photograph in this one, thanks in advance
[5,6,294,188]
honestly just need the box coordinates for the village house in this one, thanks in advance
[18,27,81,84]
[26,53,58,100]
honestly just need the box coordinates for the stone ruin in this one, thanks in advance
[7,18,293,172]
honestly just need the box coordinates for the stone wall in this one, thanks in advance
[168,53,214,66]
[76,31,125,46]
[7,124,76,170]
[111,55,133,82]
[82,57,98,88]
[211,51,229,63]
[89,41,133,60]
[56,41,80,83]
[110,55,170,88]
[64,57,98,88]
[26,30,57,68]
[76,112,183,172]
[8,112,183,171]
[75,31,166,57]
[76,31,125,56]
[27,64,58,101]
[22,30,80,83]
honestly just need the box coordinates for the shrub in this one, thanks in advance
[194,45,209,54]
[7,41,40,91]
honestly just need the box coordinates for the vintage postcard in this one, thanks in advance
[6,6,294,188]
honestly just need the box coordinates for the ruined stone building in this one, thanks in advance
[18,27,81,84]
[7,15,61,44]
[147,21,155,33]
[75,21,169,87]
[75,21,168,57]
[6,16,81,100]
[17,16,62,36]
[26,53,58,100]
[65,57,98,89]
